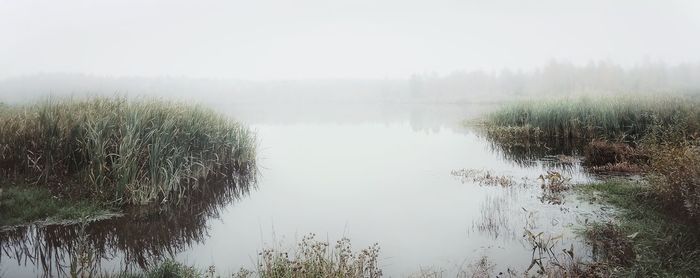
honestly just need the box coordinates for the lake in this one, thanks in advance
[0,103,605,277]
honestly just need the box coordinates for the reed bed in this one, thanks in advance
[486,95,700,141]
[0,97,256,206]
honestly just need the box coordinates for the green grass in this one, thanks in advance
[485,95,700,141]
[577,181,700,276]
[0,185,112,226]
[0,97,256,206]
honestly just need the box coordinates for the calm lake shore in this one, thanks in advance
[1,97,699,277]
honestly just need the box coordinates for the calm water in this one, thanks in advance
[0,104,604,277]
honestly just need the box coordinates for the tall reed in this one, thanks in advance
[0,97,256,205]
[486,95,700,141]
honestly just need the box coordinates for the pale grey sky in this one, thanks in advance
[1,0,699,80]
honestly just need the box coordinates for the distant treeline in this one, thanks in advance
[2,61,700,104]
[409,61,700,101]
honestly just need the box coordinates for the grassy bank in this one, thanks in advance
[0,97,256,225]
[483,95,700,275]
[485,95,700,141]
[578,181,700,276]
[485,95,700,217]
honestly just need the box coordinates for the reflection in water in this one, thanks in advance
[0,164,256,277]
[478,128,588,171]
[473,190,521,241]
[466,166,606,275]
[1,103,606,277]
[489,141,584,168]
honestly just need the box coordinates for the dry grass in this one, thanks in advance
[537,171,570,204]
[237,234,382,278]
[589,162,643,174]
[583,139,637,166]
[450,169,515,187]
[644,140,700,221]
[585,223,635,268]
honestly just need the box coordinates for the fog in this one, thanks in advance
[1,0,700,80]
[3,1,700,118]
[4,2,700,276]
[2,61,699,104]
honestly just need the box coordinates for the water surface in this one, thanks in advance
[1,104,602,277]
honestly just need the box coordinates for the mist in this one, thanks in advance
[3,1,700,277]
[2,0,700,80]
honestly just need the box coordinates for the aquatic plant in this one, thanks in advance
[537,171,570,204]
[485,96,700,141]
[522,219,600,277]
[0,97,256,205]
[523,229,562,274]
[450,169,515,187]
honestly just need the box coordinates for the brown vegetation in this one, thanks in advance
[450,169,515,187]
[538,171,570,204]
[645,140,700,222]
[586,223,635,267]
[584,139,636,166]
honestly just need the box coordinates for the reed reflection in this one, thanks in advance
[0,164,256,277]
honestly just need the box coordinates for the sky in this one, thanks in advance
[1,0,700,80]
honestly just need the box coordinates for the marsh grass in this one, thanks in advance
[578,181,700,276]
[0,97,256,206]
[486,95,700,218]
[486,96,700,141]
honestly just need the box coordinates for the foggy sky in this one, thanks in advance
[1,0,699,80]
